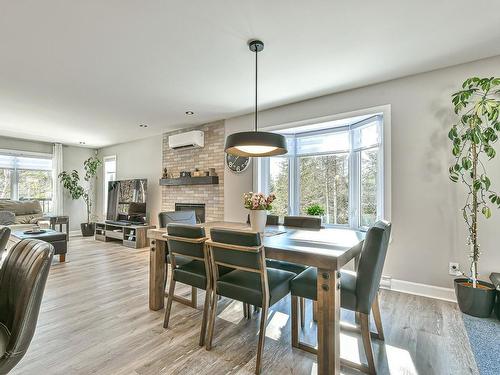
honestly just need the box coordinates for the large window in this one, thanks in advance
[103,155,117,215]
[0,151,53,213]
[260,114,384,229]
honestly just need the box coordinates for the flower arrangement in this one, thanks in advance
[243,192,276,211]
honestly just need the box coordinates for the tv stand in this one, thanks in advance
[95,222,155,248]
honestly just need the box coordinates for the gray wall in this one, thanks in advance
[224,55,500,289]
[0,136,96,231]
[96,135,162,226]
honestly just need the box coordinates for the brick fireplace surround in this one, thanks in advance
[161,121,224,222]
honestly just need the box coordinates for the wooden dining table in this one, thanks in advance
[147,221,365,375]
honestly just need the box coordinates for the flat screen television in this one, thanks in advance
[106,179,147,224]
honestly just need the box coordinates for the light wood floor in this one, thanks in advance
[11,236,479,375]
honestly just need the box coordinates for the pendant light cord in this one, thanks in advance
[254,46,258,132]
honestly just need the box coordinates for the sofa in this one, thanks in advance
[0,200,48,231]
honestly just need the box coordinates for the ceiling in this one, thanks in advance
[1,1,499,148]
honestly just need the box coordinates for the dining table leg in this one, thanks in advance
[316,268,340,375]
[149,239,166,311]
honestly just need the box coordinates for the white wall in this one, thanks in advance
[62,145,97,230]
[224,55,500,289]
[96,135,162,226]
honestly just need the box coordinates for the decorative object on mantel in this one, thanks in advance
[224,40,287,157]
[243,192,276,233]
[180,171,191,178]
[162,168,170,179]
[226,154,250,173]
[448,76,500,318]
[208,168,217,176]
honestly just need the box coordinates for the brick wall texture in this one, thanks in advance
[161,120,225,222]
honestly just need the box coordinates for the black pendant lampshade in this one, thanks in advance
[224,40,288,157]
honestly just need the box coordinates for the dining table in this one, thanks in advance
[147,221,365,375]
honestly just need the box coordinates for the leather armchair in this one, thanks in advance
[0,239,54,374]
[0,227,10,252]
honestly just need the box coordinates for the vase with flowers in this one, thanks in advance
[243,192,276,233]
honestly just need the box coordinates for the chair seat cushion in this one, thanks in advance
[174,260,233,290]
[0,323,9,358]
[266,259,308,275]
[217,268,295,307]
[290,268,359,312]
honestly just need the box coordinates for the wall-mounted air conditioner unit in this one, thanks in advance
[168,130,204,150]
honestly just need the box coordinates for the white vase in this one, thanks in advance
[249,210,267,233]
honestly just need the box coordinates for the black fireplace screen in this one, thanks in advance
[175,203,205,223]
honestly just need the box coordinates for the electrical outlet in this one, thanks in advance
[449,262,461,276]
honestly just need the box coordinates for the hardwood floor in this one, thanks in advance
[11,236,479,375]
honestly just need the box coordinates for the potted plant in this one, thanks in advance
[306,204,325,222]
[243,192,276,233]
[59,156,102,237]
[448,76,499,317]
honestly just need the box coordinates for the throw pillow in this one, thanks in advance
[0,211,15,225]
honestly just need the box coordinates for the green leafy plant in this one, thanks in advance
[448,76,500,287]
[59,156,102,223]
[306,204,325,216]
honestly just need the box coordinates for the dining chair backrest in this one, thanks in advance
[165,224,207,261]
[0,239,54,374]
[159,211,196,228]
[283,215,321,229]
[208,228,263,272]
[356,220,392,314]
[0,227,10,251]
[246,214,279,226]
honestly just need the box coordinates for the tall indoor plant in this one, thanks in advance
[59,156,102,236]
[448,76,499,317]
[244,192,276,233]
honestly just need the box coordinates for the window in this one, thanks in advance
[0,151,53,213]
[259,114,384,229]
[103,155,117,215]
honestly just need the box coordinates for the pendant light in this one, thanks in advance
[224,40,288,157]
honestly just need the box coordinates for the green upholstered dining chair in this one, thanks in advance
[162,224,232,346]
[268,215,322,327]
[205,228,296,375]
[289,220,391,375]
[159,211,198,307]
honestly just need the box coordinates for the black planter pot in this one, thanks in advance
[80,222,96,237]
[454,278,496,318]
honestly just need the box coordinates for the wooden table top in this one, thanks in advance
[148,221,365,270]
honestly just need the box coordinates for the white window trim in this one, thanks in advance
[253,105,391,230]
[102,155,117,216]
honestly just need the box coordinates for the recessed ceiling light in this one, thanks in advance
[185,111,194,115]
[139,124,148,128]
[79,141,86,145]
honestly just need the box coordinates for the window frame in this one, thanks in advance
[0,149,53,213]
[258,114,384,230]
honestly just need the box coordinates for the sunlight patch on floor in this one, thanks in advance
[264,311,289,340]
[386,344,417,375]
[218,300,245,324]
[339,333,361,364]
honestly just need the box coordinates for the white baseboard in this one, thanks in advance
[380,277,457,303]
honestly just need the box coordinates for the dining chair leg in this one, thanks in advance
[243,303,248,319]
[312,301,318,322]
[191,286,198,308]
[247,303,252,319]
[199,287,211,346]
[371,294,384,341]
[300,297,305,328]
[360,313,376,375]
[206,290,219,351]
[291,296,299,348]
[255,304,269,374]
[163,277,176,328]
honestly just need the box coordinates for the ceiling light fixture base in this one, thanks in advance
[248,40,264,52]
